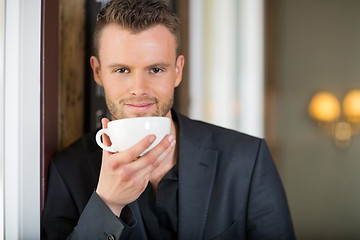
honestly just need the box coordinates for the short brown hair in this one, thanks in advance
[94,0,181,59]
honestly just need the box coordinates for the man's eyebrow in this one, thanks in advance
[145,63,172,68]
[105,63,131,69]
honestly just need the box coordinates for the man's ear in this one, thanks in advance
[90,56,103,86]
[175,55,185,87]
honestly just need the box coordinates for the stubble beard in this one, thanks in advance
[106,95,174,120]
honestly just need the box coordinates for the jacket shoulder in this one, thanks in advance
[52,130,100,165]
[49,130,102,191]
[176,112,263,150]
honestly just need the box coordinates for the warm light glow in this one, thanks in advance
[309,92,341,122]
[309,90,360,148]
[343,90,360,123]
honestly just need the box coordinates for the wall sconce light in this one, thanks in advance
[309,90,360,148]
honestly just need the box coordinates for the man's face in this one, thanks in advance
[91,24,184,119]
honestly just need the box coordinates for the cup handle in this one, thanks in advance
[95,128,117,153]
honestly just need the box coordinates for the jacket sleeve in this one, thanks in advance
[246,140,296,240]
[42,161,136,240]
[69,192,136,240]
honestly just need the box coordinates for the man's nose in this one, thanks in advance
[130,73,149,96]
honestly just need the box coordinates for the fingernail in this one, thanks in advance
[149,135,156,143]
[168,135,176,147]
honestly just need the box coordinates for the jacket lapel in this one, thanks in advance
[176,113,219,240]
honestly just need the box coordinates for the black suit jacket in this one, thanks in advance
[43,111,295,239]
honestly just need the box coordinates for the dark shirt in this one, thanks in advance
[137,162,179,240]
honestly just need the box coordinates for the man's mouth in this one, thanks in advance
[124,102,155,111]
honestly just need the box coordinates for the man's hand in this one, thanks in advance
[96,118,176,216]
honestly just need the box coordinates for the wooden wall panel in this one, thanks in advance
[41,0,86,222]
[176,0,190,116]
[59,0,86,150]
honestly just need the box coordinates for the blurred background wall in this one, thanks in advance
[189,0,265,138]
[273,1,360,239]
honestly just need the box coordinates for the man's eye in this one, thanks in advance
[115,68,129,73]
[150,68,162,74]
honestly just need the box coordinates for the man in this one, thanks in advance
[43,0,295,239]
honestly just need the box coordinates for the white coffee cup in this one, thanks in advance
[95,117,171,156]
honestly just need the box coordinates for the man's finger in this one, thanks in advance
[101,118,111,147]
[145,134,175,160]
[119,135,157,162]
[129,134,175,171]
